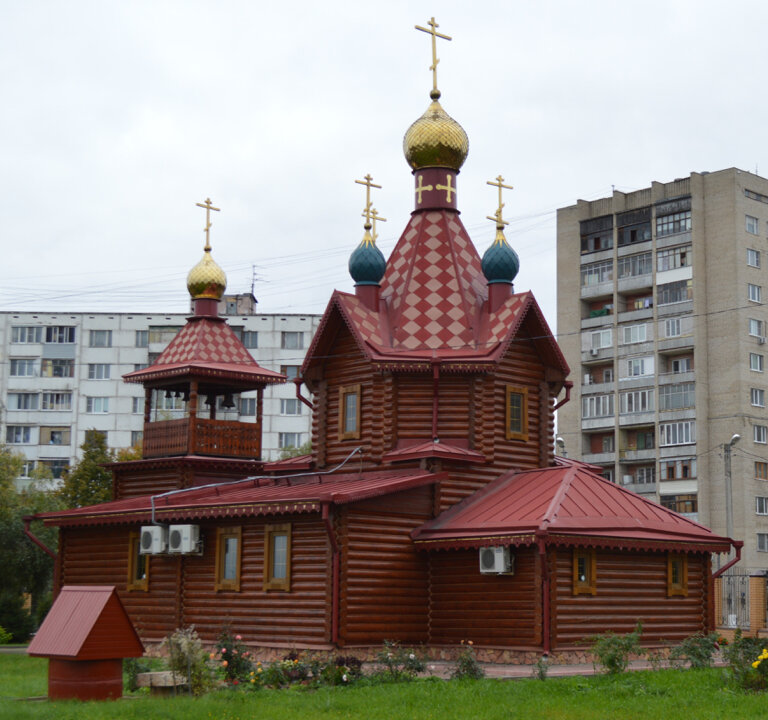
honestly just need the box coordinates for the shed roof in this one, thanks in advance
[412,464,734,553]
[27,586,143,660]
[37,468,445,527]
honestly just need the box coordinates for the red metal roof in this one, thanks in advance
[124,316,284,386]
[383,440,485,464]
[263,454,314,472]
[27,586,143,660]
[38,469,445,527]
[412,464,734,553]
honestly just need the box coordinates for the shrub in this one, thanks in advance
[123,656,159,693]
[0,625,12,645]
[163,626,215,696]
[589,622,643,675]
[669,632,721,669]
[214,629,254,684]
[531,654,549,680]
[452,640,484,679]
[723,628,768,691]
[0,592,34,643]
[374,640,426,681]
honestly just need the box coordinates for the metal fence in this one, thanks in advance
[720,572,750,629]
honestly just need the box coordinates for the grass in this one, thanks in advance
[2,654,767,720]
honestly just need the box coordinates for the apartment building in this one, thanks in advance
[1,295,321,488]
[557,168,768,573]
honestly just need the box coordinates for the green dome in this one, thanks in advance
[349,232,386,286]
[482,229,519,284]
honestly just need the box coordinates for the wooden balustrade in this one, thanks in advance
[143,418,261,459]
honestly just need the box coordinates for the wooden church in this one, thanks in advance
[35,20,738,661]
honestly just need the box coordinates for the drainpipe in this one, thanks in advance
[553,381,573,411]
[294,377,313,411]
[536,532,551,654]
[431,360,440,441]
[23,516,56,559]
[322,504,340,645]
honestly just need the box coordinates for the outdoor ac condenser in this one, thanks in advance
[140,525,168,554]
[168,524,200,554]
[478,546,514,575]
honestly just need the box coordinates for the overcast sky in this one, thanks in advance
[3,1,767,331]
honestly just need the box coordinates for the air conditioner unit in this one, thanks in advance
[140,525,168,555]
[168,524,200,554]
[759,337,766,345]
[479,546,514,575]
[590,348,599,357]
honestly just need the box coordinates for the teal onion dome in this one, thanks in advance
[349,230,386,286]
[482,228,519,284]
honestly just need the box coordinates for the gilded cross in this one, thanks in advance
[436,174,455,202]
[370,208,387,242]
[486,175,514,226]
[415,17,451,96]
[355,174,382,225]
[195,197,220,250]
[415,175,434,204]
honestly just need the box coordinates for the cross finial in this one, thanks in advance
[486,175,514,227]
[370,208,387,242]
[195,197,220,250]
[415,17,451,99]
[355,174,382,228]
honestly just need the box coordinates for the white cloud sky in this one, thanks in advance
[2,1,767,330]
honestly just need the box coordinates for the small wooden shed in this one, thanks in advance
[28,585,144,700]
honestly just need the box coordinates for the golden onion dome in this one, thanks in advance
[187,247,227,300]
[403,92,469,171]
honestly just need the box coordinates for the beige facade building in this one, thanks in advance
[557,168,768,573]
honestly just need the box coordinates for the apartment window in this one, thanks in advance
[215,527,242,592]
[238,397,256,416]
[657,280,692,306]
[132,397,143,414]
[89,329,112,348]
[619,389,654,414]
[749,319,764,338]
[656,211,691,237]
[625,356,654,378]
[635,430,655,450]
[148,326,182,344]
[631,295,653,310]
[749,284,763,303]
[746,214,760,235]
[755,425,768,444]
[581,260,613,287]
[757,497,768,515]
[41,358,74,378]
[748,249,761,268]
[281,365,300,381]
[603,368,614,383]
[11,326,42,343]
[506,386,529,440]
[751,353,764,372]
[20,461,35,478]
[127,532,149,592]
[263,523,291,592]
[659,383,695,411]
[617,221,651,247]
[661,494,697,514]
[133,363,149,371]
[657,245,692,272]
[41,392,72,411]
[130,431,143,447]
[158,393,185,411]
[590,329,612,350]
[580,225,613,254]
[636,466,656,484]
[670,357,693,374]
[602,468,614,483]
[40,427,71,445]
[752,388,766,407]
[88,363,111,380]
[758,534,768,552]
[660,458,696,481]
[45,326,75,344]
[659,421,695,446]
[667,553,688,597]
[756,462,768,480]
[602,435,615,452]
[7,393,38,410]
[6,426,31,444]
[279,432,302,449]
[135,330,148,347]
[39,459,68,478]
[242,331,258,349]
[281,331,304,350]
[582,393,614,418]
[573,548,596,595]
[280,398,302,416]
[10,358,36,377]
[621,324,647,345]
[86,396,110,414]
[617,252,652,279]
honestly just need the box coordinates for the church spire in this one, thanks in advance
[187,197,227,317]
[349,175,386,310]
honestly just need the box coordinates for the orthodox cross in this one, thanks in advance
[355,174,382,226]
[196,197,220,249]
[415,17,451,96]
[370,208,387,242]
[486,175,513,226]
[436,174,456,202]
[415,175,434,204]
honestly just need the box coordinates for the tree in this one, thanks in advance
[57,430,115,508]
[278,440,312,460]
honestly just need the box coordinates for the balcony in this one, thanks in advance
[143,417,261,460]
[619,448,656,462]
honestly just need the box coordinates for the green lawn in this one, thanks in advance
[2,654,766,720]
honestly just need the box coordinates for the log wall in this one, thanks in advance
[550,548,709,647]
[427,546,540,648]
